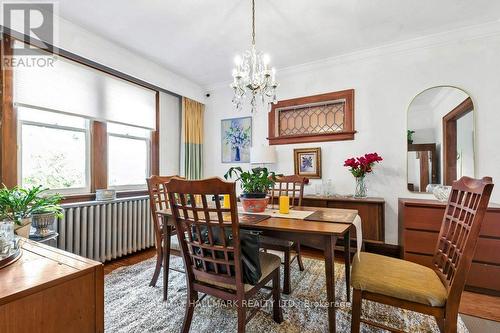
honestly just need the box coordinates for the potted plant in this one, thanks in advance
[344,152,383,198]
[224,167,276,213]
[0,186,63,238]
[407,130,415,144]
[30,189,63,238]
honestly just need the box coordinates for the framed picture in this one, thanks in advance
[221,116,252,163]
[294,147,322,179]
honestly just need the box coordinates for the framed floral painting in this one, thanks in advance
[294,147,322,179]
[221,117,252,163]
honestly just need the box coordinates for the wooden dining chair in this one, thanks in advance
[166,177,283,333]
[146,175,183,287]
[261,175,308,294]
[351,176,494,333]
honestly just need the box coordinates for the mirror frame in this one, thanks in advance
[406,85,477,194]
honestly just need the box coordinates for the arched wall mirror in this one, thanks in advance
[407,86,475,193]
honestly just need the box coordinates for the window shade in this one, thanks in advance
[13,43,156,129]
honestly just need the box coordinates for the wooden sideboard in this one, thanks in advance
[398,198,500,295]
[0,239,104,332]
[301,195,385,242]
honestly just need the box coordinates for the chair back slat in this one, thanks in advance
[146,175,183,238]
[269,175,308,208]
[432,176,494,301]
[166,177,244,290]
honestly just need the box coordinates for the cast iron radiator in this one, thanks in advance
[55,196,155,262]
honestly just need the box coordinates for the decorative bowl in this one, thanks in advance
[433,185,452,202]
[31,212,56,238]
[240,196,269,213]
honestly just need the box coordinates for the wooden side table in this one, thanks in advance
[0,239,104,332]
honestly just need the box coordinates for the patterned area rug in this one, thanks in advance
[105,256,468,332]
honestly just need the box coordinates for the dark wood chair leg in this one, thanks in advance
[181,289,197,333]
[237,303,246,333]
[435,317,445,333]
[444,312,458,333]
[351,288,362,333]
[295,241,305,271]
[272,269,284,323]
[149,238,163,287]
[344,230,351,301]
[163,227,172,301]
[283,249,291,294]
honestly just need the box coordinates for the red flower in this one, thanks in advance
[344,152,383,177]
[343,158,358,168]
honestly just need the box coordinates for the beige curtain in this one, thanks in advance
[182,97,204,179]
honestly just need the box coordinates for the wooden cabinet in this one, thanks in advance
[399,198,500,295]
[301,195,385,242]
[0,239,104,332]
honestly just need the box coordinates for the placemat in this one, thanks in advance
[304,209,358,224]
[237,214,271,225]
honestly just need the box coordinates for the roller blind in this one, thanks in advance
[13,42,156,129]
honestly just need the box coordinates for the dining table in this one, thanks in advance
[158,205,359,333]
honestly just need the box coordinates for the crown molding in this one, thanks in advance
[205,20,500,92]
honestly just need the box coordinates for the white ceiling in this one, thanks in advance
[47,0,500,87]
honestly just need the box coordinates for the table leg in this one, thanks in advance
[324,235,337,333]
[163,223,172,301]
[344,229,351,301]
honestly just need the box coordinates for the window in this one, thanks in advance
[108,123,151,189]
[18,107,90,193]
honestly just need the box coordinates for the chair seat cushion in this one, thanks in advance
[197,252,280,292]
[351,252,447,307]
[260,236,294,248]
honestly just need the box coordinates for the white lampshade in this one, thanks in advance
[250,145,277,164]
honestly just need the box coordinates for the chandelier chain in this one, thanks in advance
[252,0,256,45]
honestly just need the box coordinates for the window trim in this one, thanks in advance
[17,115,91,195]
[107,131,151,191]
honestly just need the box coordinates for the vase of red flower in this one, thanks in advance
[344,153,383,198]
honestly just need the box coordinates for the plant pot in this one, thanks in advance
[32,212,56,238]
[240,196,269,213]
[14,217,32,238]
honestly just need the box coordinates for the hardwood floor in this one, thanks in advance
[104,247,500,325]
[104,247,157,275]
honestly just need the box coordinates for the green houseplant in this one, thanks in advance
[224,167,277,212]
[0,186,63,238]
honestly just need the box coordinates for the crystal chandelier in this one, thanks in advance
[231,0,278,112]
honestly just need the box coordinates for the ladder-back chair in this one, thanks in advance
[262,175,308,294]
[166,177,283,333]
[146,175,183,292]
[351,176,494,333]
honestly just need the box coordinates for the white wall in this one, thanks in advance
[204,25,500,245]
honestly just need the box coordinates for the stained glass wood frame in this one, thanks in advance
[268,89,355,145]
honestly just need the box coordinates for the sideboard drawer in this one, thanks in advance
[404,230,438,255]
[399,198,500,295]
[467,263,500,291]
[481,212,500,238]
[403,207,442,231]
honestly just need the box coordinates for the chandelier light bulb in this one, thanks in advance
[234,55,242,66]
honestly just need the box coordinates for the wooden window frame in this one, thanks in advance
[268,89,356,145]
[0,33,161,203]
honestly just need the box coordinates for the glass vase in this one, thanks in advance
[354,176,367,198]
[0,221,15,258]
